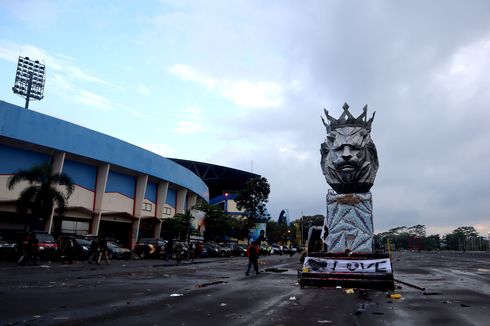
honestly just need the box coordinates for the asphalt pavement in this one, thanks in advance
[0,251,489,325]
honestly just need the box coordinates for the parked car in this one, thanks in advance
[270,244,293,255]
[204,243,221,257]
[0,230,17,261]
[208,242,231,257]
[195,242,208,258]
[133,238,167,259]
[71,237,92,260]
[34,231,59,260]
[107,241,131,259]
[107,242,131,260]
[227,243,247,256]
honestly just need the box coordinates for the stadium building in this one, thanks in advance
[0,100,259,248]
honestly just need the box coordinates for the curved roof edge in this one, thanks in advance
[169,158,260,199]
[0,100,209,201]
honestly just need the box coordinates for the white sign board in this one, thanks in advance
[303,257,392,273]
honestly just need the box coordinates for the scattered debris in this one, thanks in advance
[265,268,288,273]
[336,286,342,289]
[345,288,355,294]
[372,312,384,315]
[289,296,296,301]
[317,320,333,323]
[442,300,452,304]
[33,315,41,319]
[170,294,183,297]
[53,316,69,320]
[460,303,470,307]
[389,294,402,299]
[196,281,228,288]
[423,292,443,296]
[394,278,425,291]
[220,303,227,307]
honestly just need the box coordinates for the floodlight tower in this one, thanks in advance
[12,56,46,109]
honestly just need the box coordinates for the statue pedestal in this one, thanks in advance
[298,252,394,290]
[298,191,394,290]
[323,192,374,253]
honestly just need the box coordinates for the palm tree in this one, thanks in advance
[7,162,74,231]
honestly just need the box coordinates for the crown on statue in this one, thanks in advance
[322,102,375,133]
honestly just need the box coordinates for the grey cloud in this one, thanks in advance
[207,1,490,234]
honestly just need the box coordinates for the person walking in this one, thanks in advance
[97,236,110,265]
[18,232,38,266]
[87,236,99,264]
[245,241,260,276]
[164,239,173,261]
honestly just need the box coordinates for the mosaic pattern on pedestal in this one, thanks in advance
[322,192,373,253]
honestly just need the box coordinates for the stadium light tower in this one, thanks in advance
[12,56,46,109]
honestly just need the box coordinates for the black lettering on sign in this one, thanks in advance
[360,262,375,270]
[375,260,388,273]
[346,262,359,271]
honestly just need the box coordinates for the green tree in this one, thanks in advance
[162,209,194,241]
[266,220,288,243]
[228,217,250,241]
[7,162,74,231]
[407,224,426,237]
[235,176,271,226]
[424,234,441,250]
[444,226,479,250]
[193,201,230,242]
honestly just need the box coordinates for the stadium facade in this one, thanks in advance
[0,100,258,248]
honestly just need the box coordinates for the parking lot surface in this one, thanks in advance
[0,251,489,325]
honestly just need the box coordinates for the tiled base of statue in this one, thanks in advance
[298,192,394,290]
[324,192,373,253]
[298,103,393,290]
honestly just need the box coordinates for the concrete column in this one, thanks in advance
[130,175,148,249]
[46,152,65,233]
[154,181,169,238]
[187,193,197,210]
[91,164,110,235]
[176,188,187,214]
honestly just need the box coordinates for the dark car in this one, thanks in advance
[0,230,17,261]
[204,243,221,257]
[71,237,92,260]
[205,242,230,257]
[227,243,247,256]
[107,241,131,260]
[133,238,167,259]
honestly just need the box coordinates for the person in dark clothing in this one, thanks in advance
[18,232,38,266]
[245,241,260,276]
[165,239,174,261]
[63,237,76,264]
[97,236,110,265]
[87,237,99,264]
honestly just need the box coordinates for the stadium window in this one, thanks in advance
[142,202,152,212]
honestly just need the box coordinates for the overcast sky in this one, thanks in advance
[1,0,489,236]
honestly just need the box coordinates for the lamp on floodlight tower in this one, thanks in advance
[12,56,46,109]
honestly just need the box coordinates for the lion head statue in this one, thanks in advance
[320,103,379,194]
